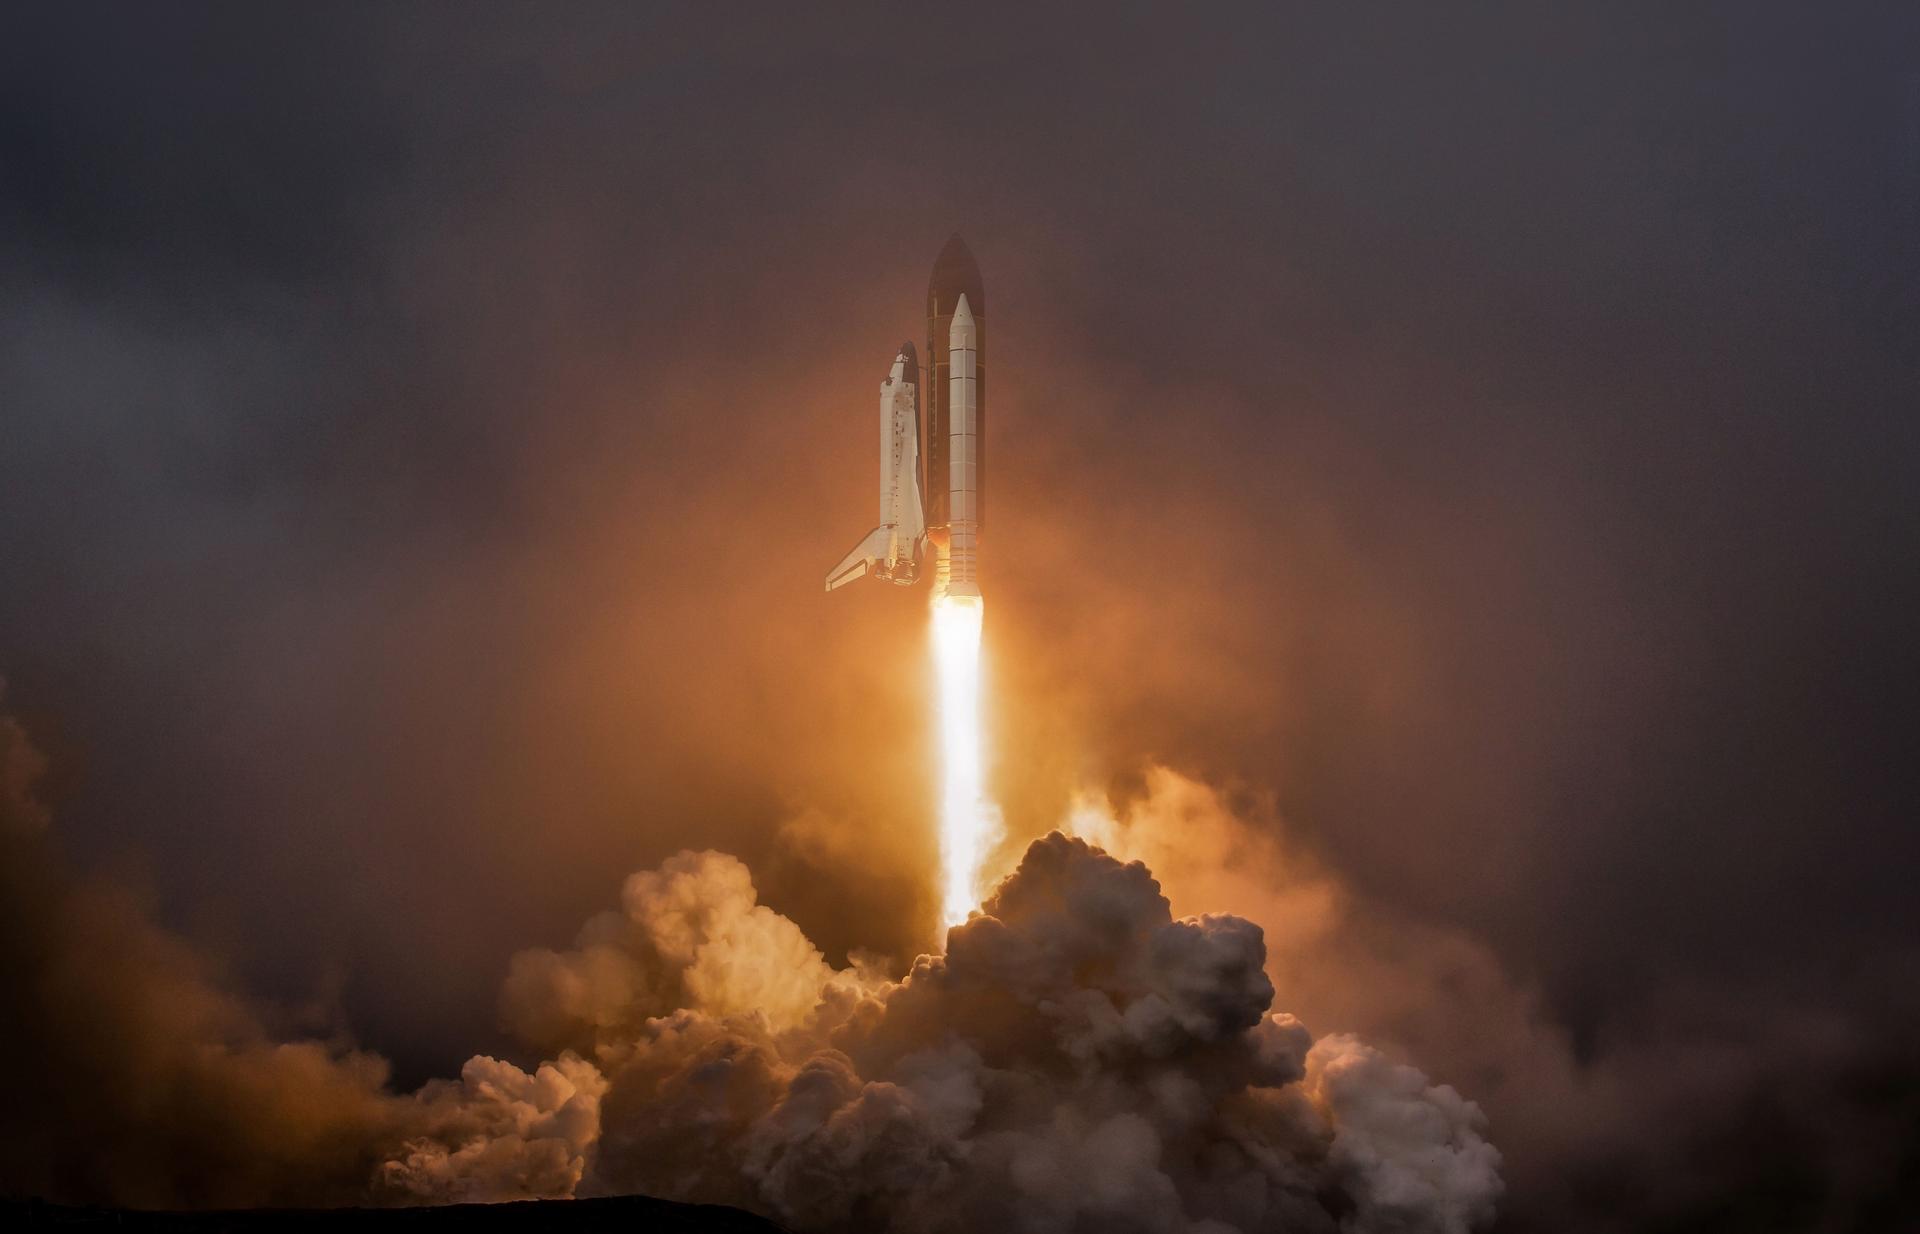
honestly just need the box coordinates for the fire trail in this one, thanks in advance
[931,593,987,924]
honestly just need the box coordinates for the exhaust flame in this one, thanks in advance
[932,593,993,927]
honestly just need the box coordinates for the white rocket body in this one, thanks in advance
[941,294,981,599]
[825,346,924,590]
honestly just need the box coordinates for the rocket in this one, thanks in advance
[826,234,986,598]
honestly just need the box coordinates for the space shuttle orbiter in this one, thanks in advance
[824,342,926,589]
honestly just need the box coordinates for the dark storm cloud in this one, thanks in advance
[1,2,1916,1228]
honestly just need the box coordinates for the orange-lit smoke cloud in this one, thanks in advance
[8,681,1910,1231]
[0,693,1505,1230]
[425,834,1502,1232]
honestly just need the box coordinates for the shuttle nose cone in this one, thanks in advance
[887,343,917,385]
[928,233,985,318]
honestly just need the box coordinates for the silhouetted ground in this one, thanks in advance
[5,1196,786,1233]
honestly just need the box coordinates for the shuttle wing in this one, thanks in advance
[825,527,893,591]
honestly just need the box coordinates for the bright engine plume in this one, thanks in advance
[932,593,990,924]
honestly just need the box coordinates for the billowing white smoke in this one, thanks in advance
[378,1053,606,1203]
[4,687,1498,1227]
[395,834,1502,1232]
[497,851,851,1051]
[1310,1040,1505,1234]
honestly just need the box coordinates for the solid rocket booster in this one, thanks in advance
[826,234,986,598]
[923,233,986,600]
[940,295,981,598]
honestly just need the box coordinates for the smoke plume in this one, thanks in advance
[377,1053,606,1204]
[1057,768,1920,1232]
[0,693,1500,1230]
[430,832,1502,1232]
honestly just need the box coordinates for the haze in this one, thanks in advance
[2,5,1915,1229]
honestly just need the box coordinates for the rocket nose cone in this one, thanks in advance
[949,294,976,344]
[928,233,985,318]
